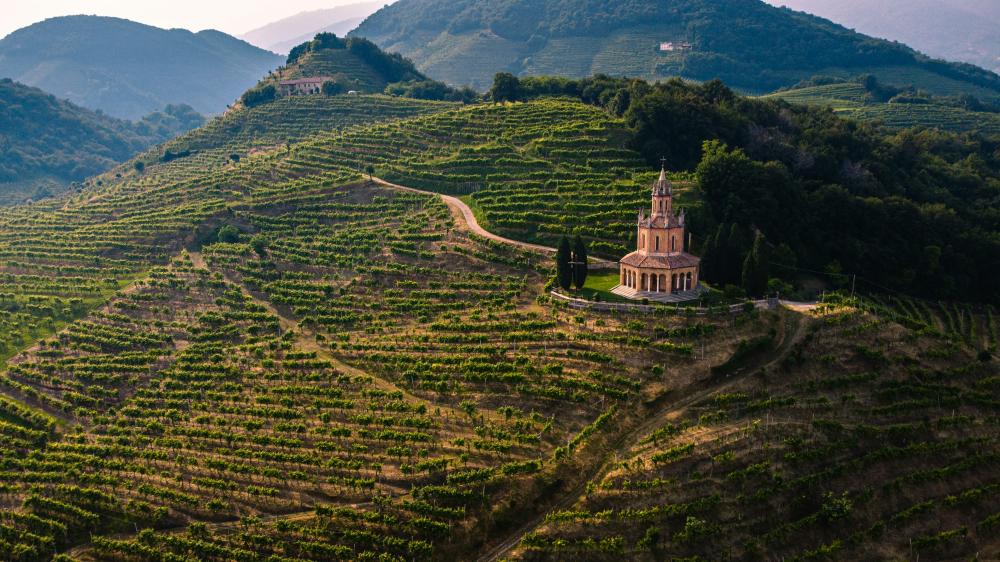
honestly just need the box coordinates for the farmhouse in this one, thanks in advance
[613,167,702,302]
[659,41,693,52]
[279,76,334,96]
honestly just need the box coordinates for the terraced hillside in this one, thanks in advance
[0,92,995,561]
[142,95,458,173]
[0,94,454,407]
[512,299,999,561]
[268,99,693,258]
[274,48,396,92]
[765,82,1000,134]
[0,101,765,559]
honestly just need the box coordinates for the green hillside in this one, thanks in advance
[514,298,999,561]
[766,80,1000,134]
[0,16,283,119]
[0,87,994,561]
[0,79,204,204]
[351,0,1000,96]
[243,34,477,105]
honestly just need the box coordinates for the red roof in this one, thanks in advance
[279,76,334,85]
[620,251,700,269]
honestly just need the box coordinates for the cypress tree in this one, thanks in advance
[572,235,589,290]
[556,236,573,290]
[742,231,769,297]
[700,227,720,283]
[723,223,750,286]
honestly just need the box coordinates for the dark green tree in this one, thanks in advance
[489,73,521,103]
[556,236,573,291]
[250,235,267,256]
[698,227,720,283]
[217,225,240,244]
[742,231,769,297]
[322,81,344,96]
[240,84,277,108]
[572,235,589,290]
[722,223,751,286]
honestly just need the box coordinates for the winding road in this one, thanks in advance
[370,177,618,269]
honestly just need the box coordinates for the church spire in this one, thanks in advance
[653,159,672,197]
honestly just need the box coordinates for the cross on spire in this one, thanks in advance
[660,156,667,169]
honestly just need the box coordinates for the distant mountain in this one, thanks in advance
[0,16,283,119]
[241,2,384,54]
[0,78,204,203]
[766,0,1000,74]
[351,0,1000,97]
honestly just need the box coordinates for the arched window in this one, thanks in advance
[659,274,667,292]
[641,273,648,291]
[655,236,660,251]
[671,274,678,292]
[641,234,645,249]
[686,272,693,291]
[671,236,676,252]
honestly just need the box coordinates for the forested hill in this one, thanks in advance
[0,16,283,119]
[351,0,1000,96]
[0,79,204,203]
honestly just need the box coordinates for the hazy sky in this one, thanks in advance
[2,1,369,39]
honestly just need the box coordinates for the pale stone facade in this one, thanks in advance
[279,77,334,96]
[617,167,701,298]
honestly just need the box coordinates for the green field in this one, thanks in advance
[575,270,630,303]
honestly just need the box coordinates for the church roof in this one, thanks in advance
[653,166,672,197]
[279,76,334,85]
[621,251,700,269]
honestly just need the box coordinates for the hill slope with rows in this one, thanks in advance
[765,81,1000,134]
[0,90,994,561]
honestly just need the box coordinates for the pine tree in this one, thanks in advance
[572,235,589,290]
[556,236,573,290]
[742,231,769,297]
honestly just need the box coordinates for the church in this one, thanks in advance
[613,167,702,302]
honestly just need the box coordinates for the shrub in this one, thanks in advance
[241,84,277,108]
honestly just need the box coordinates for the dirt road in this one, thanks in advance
[370,177,617,269]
